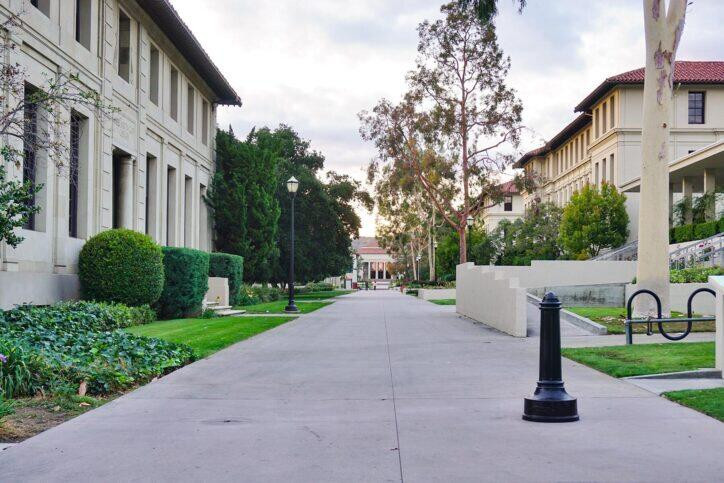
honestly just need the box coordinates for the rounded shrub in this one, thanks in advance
[154,247,210,319]
[79,229,164,306]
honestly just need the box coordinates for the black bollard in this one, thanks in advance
[523,292,579,423]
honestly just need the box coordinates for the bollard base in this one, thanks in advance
[523,381,579,423]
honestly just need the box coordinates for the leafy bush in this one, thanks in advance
[209,253,244,305]
[238,285,261,306]
[674,224,694,243]
[719,218,724,234]
[306,282,334,292]
[4,301,149,332]
[129,305,156,325]
[670,267,724,283]
[79,229,164,306]
[0,395,14,421]
[155,247,210,319]
[0,304,194,395]
[694,221,717,240]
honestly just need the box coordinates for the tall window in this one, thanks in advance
[201,100,209,145]
[69,112,84,238]
[609,96,615,129]
[75,0,91,49]
[184,176,193,247]
[609,154,615,184]
[166,166,177,245]
[31,0,50,16]
[688,91,705,124]
[594,108,600,138]
[117,10,131,81]
[145,154,157,238]
[23,85,39,230]
[503,195,513,212]
[149,46,160,105]
[170,67,179,121]
[601,158,607,183]
[186,85,195,134]
[602,103,607,134]
[594,162,599,186]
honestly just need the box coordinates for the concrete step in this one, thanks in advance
[205,301,219,307]
[212,305,232,311]
[216,309,246,316]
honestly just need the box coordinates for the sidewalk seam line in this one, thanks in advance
[382,296,404,483]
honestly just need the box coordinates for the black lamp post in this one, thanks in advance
[284,176,300,313]
[466,214,474,262]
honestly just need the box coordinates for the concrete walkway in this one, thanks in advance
[2,291,723,481]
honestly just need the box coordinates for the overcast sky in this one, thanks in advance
[170,0,723,236]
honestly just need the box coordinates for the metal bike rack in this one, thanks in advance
[624,288,716,345]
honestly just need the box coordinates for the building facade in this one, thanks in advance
[0,0,240,308]
[480,181,524,234]
[515,61,724,241]
[346,237,395,289]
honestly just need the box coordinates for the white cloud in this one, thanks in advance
[170,0,722,236]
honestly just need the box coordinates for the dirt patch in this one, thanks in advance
[0,395,108,443]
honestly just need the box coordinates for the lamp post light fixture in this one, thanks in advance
[284,176,300,313]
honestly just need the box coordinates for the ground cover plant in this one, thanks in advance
[126,315,295,358]
[566,307,715,335]
[237,300,331,314]
[0,302,194,396]
[561,342,714,378]
[664,388,724,422]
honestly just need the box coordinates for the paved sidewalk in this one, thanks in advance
[2,291,722,481]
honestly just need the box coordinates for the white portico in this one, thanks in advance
[347,237,395,289]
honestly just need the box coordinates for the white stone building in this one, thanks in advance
[346,237,395,289]
[480,181,524,234]
[515,61,724,241]
[0,0,240,308]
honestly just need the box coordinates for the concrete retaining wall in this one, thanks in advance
[528,283,627,307]
[0,271,79,309]
[457,261,637,337]
[206,277,229,307]
[625,283,717,315]
[418,288,456,301]
[710,276,723,377]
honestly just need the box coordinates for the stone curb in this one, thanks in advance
[526,293,608,335]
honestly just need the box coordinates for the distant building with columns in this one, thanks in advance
[0,0,240,308]
[346,237,395,289]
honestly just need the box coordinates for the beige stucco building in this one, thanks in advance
[515,61,724,241]
[480,181,524,234]
[346,237,395,289]
[0,0,240,308]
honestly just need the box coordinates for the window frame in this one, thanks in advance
[688,91,705,124]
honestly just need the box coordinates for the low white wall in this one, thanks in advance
[0,271,80,309]
[206,277,229,307]
[456,261,638,337]
[625,283,717,315]
[456,264,527,337]
[418,288,456,300]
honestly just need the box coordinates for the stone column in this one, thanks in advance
[118,157,135,229]
[682,177,694,225]
[703,169,717,221]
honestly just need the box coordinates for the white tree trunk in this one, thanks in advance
[635,0,687,316]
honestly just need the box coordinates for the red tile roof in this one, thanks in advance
[575,61,724,112]
[513,113,591,168]
[499,180,519,194]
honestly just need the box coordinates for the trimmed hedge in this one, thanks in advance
[694,220,718,240]
[209,253,244,305]
[78,229,164,306]
[155,247,209,319]
[672,219,724,243]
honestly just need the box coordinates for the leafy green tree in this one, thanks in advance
[249,125,371,285]
[206,128,280,282]
[435,227,494,279]
[559,183,629,259]
[494,202,563,265]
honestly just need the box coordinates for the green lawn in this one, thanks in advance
[238,300,331,314]
[664,388,724,422]
[561,342,715,378]
[566,306,715,335]
[126,316,294,358]
[296,290,353,300]
[430,299,456,305]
